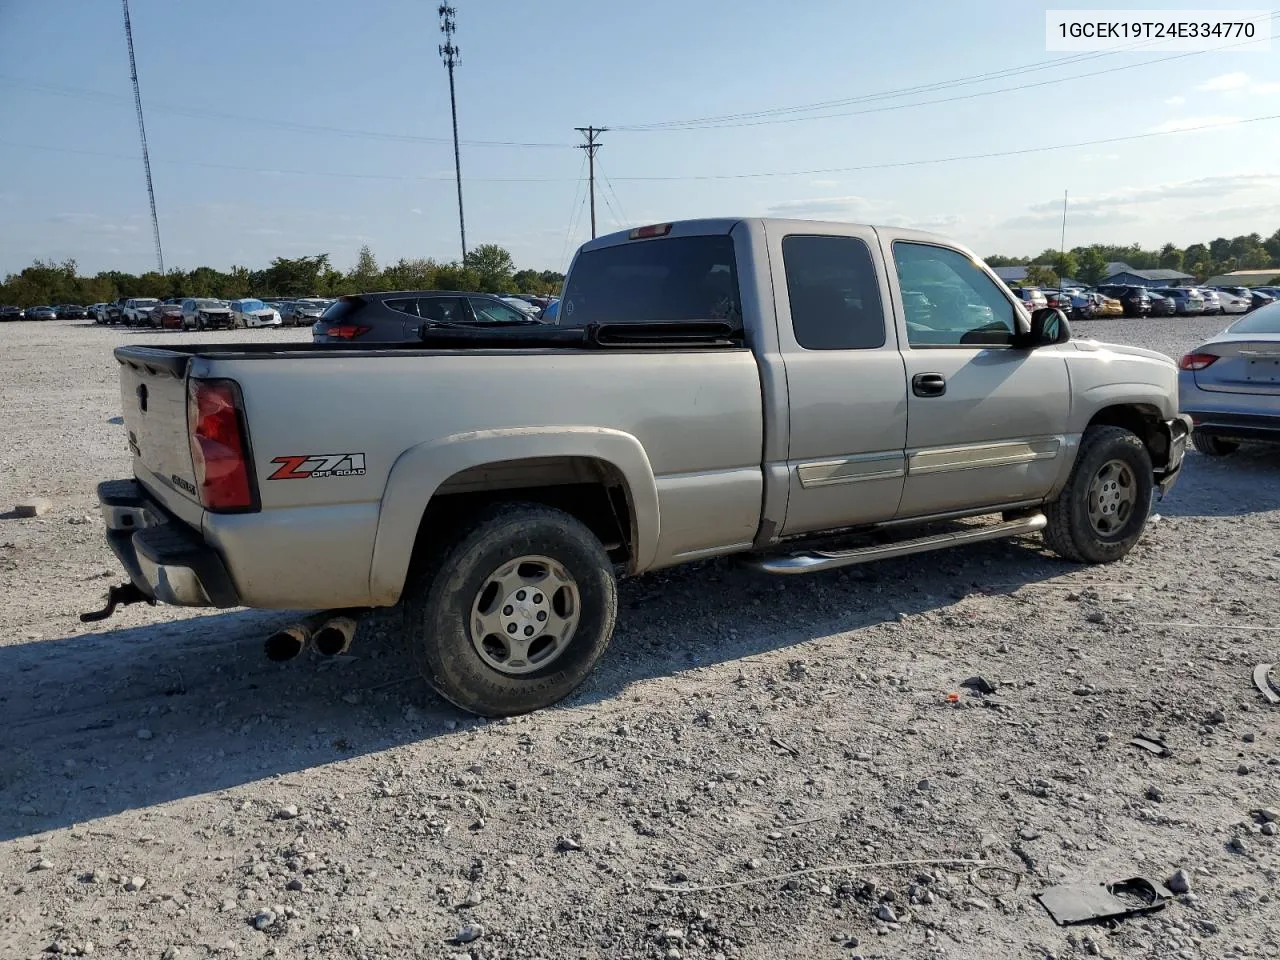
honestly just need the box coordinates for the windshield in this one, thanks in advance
[560,234,742,328]
[195,299,224,308]
[240,299,266,311]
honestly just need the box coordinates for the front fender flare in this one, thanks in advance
[368,426,660,605]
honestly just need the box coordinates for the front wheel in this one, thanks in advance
[1193,433,1238,456]
[402,502,617,717]
[1043,425,1154,564]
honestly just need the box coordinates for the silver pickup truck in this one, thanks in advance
[94,218,1191,716]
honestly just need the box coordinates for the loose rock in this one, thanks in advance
[124,876,146,892]
[454,924,484,943]
[276,804,300,820]
[1167,869,1191,894]
[13,498,53,518]
[875,904,897,923]
[252,909,277,930]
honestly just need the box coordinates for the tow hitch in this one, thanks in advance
[80,582,155,623]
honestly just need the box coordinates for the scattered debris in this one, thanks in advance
[1252,664,1280,705]
[961,675,997,695]
[12,498,53,518]
[452,924,484,944]
[1037,876,1172,926]
[1129,735,1171,757]
[648,857,987,894]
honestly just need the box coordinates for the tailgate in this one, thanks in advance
[115,347,204,518]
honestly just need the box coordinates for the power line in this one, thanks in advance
[7,113,1280,187]
[439,3,466,260]
[595,159,629,227]
[558,153,589,270]
[603,113,1280,180]
[575,126,607,239]
[0,75,574,149]
[612,13,1279,132]
[120,0,163,274]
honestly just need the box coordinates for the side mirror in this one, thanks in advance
[1022,307,1071,347]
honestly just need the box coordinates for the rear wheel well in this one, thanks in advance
[1086,404,1167,464]
[405,456,635,587]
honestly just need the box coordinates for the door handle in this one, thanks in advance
[912,373,947,397]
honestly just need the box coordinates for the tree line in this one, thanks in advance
[985,228,1280,288]
[0,243,565,308]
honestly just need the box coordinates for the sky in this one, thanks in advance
[1,0,1279,277]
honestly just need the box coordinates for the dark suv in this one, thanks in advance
[1097,284,1152,318]
[313,290,545,343]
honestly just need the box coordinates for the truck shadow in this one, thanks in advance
[1158,445,1280,518]
[0,534,1067,842]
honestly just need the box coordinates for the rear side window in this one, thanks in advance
[559,235,741,328]
[418,296,466,323]
[781,235,886,350]
[384,298,420,317]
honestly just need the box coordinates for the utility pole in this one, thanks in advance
[575,126,607,239]
[121,0,164,274]
[439,3,466,261]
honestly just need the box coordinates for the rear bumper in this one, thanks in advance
[98,479,240,608]
[1184,411,1280,443]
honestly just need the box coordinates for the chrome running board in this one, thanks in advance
[746,513,1047,575]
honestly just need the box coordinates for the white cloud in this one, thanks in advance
[1194,72,1280,97]
[1144,115,1242,134]
[409,207,423,215]
[1164,95,1186,106]
[1197,71,1250,92]
[1005,172,1280,231]
[765,194,877,218]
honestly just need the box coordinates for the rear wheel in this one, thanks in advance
[1192,433,1239,456]
[1044,425,1153,564]
[402,502,617,717]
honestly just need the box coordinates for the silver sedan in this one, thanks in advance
[1179,303,1280,455]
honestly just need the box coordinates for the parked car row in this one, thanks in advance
[81,296,339,330]
[5,292,560,329]
[1005,283,1275,321]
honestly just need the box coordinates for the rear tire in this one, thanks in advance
[1192,433,1238,456]
[1044,425,1153,564]
[402,502,617,717]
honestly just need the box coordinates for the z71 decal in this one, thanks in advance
[269,453,367,480]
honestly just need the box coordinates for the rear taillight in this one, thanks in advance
[188,378,257,511]
[1178,353,1218,371]
[323,324,371,339]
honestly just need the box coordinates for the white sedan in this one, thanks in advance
[1215,291,1251,315]
[230,298,283,328]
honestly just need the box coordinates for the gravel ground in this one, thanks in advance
[1,316,1278,960]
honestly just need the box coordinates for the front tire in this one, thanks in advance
[1044,425,1154,564]
[1192,433,1239,456]
[402,502,617,717]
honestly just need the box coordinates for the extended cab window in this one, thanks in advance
[893,242,1017,347]
[559,235,741,328]
[782,235,886,350]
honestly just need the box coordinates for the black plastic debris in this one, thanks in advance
[1037,876,1172,926]
[961,675,997,695]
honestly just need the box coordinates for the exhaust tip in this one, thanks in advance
[265,626,308,662]
[313,616,358,657]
